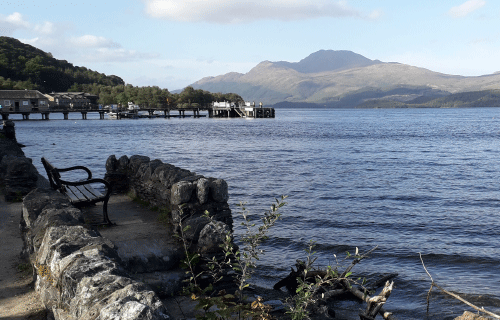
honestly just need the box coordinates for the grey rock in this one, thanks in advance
[210,179,229,203]
[98,283,170,320]
[171,181,195,205]
[29,207,85,253]
[140,159,164,181]
[1,154,39,200]
[69,274,136,319]
[22,188,73,228]
[0,133,24,163]
[156,165,193,190]
[182,215,210,243]
[128,155,151,175]
[197,221,230,253]
[105,155,118,173]
[117,155,130,173]
[196,178,210,204]
[36,226,116,282]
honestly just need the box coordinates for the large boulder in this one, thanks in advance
[171,181,195,205]
[105,155,118,173]
[117,155,129,173]
[210,179,229,203]
[196,178,210,204]
[197,221,230,253]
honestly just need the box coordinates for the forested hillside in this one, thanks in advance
[0,36,124,92]
[0,37,244,107]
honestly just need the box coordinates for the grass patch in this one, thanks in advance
[127,191,150,207]
[17,263,33,276]
[157,207,171,227]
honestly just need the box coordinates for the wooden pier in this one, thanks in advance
[0,107,205,120]
[0,104,275,120]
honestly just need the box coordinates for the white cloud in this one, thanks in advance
[5,12,30,28]
[0,12,30,36]
[70,35,121,48]
[80,48,159,62]
[143,0,380,23]
[33,22,56,35]
[448,0,486,18]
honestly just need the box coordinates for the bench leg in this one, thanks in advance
[102,199,114,226]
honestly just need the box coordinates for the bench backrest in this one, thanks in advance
[41,157,63,191]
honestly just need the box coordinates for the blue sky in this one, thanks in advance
[1,0,499,90]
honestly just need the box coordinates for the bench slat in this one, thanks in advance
[77,185,98,201]
[82,185,104,198]
[66,186,89,202]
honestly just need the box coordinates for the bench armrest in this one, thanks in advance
[58,178,112,198]
[55,166,93,180]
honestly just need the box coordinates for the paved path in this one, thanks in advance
[0,195,45,320]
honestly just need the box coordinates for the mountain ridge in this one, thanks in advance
[190,50,500,107]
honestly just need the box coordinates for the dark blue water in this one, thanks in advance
[12,108,500,319]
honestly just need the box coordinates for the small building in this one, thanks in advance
[44,92,98,109]
[210,101,274,118]
[0,90,50,113]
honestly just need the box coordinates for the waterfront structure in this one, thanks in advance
[210,101,275,118]
[43,92,98,109]
[0,90,49,113]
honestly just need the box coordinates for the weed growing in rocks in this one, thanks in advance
[176,196,287,320]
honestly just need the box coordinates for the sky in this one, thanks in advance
[1,0,500,91]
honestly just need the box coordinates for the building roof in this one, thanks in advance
[0,90,48,100]
[46,92,98,99]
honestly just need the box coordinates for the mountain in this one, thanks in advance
[273,50,382,73]
[0,36,124,92]
[190,50,500,107]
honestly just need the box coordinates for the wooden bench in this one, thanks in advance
[41,157,113,226]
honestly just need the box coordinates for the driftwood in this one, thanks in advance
[419,253,500,320]
[275,246,396,319]
[273,259,330,293]
[359,281,394,320]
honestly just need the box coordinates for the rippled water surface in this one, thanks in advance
[13,108,500,319]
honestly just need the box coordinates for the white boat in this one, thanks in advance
[107,112,118,119]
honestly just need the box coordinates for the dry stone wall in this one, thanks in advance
[21,188,171,320]
[105,154,233,254]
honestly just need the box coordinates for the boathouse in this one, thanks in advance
[44,92,98,109]
[0,90,49,113]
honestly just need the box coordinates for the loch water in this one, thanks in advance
[13,107,500,319]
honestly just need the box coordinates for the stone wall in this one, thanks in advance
[21,188,170,320]
[105,155,233,254]
[0,120,44,201]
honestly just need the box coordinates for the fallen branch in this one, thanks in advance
[341,279,395,320]
[419,253,500,320]
[360,281,394,320]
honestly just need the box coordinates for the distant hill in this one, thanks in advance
[355,89,500,109]
[191,50,500,107]
[0,36,124,92]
